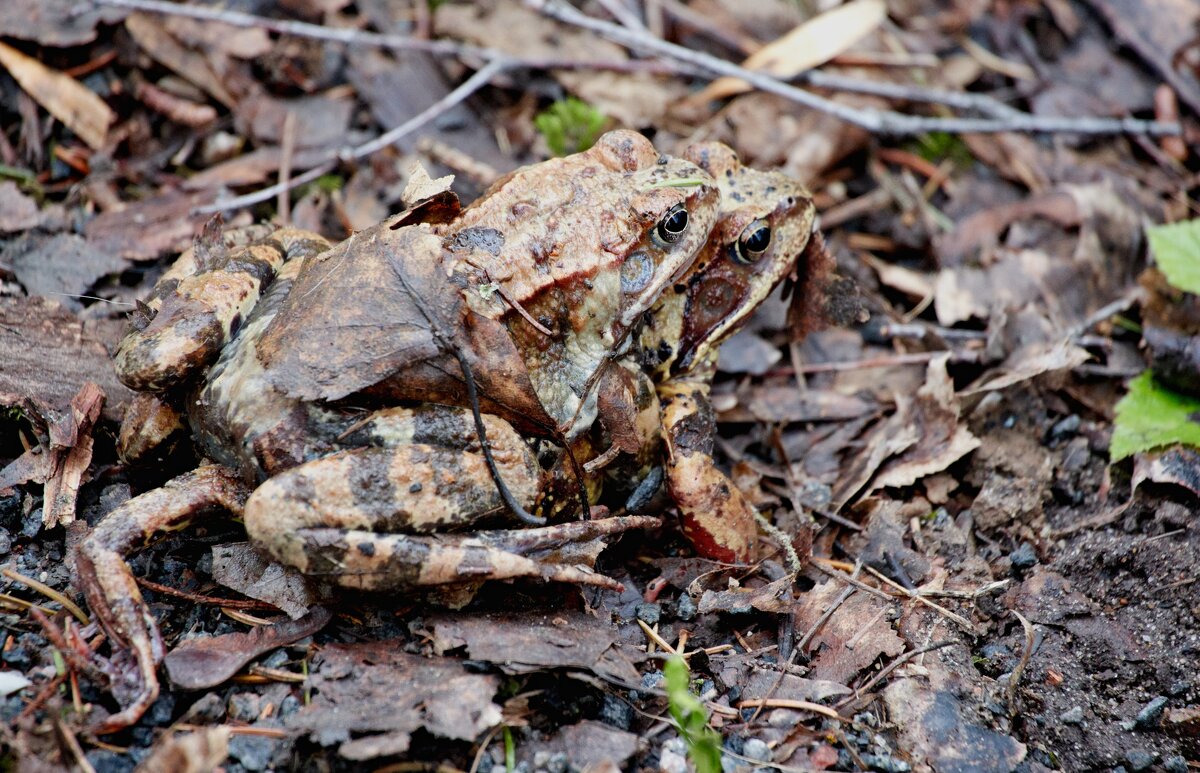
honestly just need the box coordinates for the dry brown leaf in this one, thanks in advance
[961,339,1091,396]
[124,13,238,108]
[696,0,887,102]
[0,297,132,423]
[869,355,980,492]
[793,580,904,684]
[211,542,322,619]
[288,642,502,760]
[0,181,39,233]
[0,40,113,149]
[401,160,455,207]
[164,606,332,690]
[135,727,231,773]
[437,1,685,126]
[697,575,795,615]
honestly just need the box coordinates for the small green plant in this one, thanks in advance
[906,131,972,167]
[534,97,606,157]
[1146,219,1200,295]
[663,655,723,773]
[1109,218,1200,460]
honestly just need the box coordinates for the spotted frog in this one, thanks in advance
[78,132,719,732]
[618,142,825,563]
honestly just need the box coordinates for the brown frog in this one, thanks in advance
[621,142,826,563]
[78,132,720,732]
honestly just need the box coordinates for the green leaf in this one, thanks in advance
[664,656,723,773]
[1147,219,1200,295]
[1111,370,1200,460]
[534,98,607,157]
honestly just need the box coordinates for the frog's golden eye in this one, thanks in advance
[655,205,690,244]
[732,220,771,264]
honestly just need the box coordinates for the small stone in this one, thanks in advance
[636,603,662,625]
[1009,543,1038,571]
[599,694,634,730]
[676,594,697,622]
[742,738,771,762]
[1060,706,1085,724]
[659,747,688,773]
[545,751,569,773]
[860,753,910,772]
[1163,755,1188,773]
[87,750,137,773]
[1134,696,1168,729]
[228,734,279,771]
[767,708,803,729]
[0,528,11,555]
[261,648,290,669]
[641,670,664,690]
[1050,414,1081,439]
[533,751,552,768]
[1124,749,1157,772]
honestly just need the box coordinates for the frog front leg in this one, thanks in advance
[658,379,759,563]
[115,227,330,393]
[245,406,656,591]
[74,465,252,734]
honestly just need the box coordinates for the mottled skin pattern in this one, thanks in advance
[76,134,718,733]
[632,142,820,563]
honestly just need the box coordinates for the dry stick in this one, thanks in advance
[800,70,1026,119]
[859,563,978,634]
[1007,610,1036,717]
[835,639,957,709]
[748,562,863,725]
[530,0,1181,137]
[195,59,510,215]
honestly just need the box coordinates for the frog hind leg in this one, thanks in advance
[293,516,661,591]
[659,379,759,563]
[243,427,657,591]
[74,465,252,734]
[115,228,330,393]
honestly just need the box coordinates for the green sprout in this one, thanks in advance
[534,97,607,157]
[663,655,723,773]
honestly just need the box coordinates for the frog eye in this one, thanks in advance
[655,205,689,244]
[621,250,655,294]
[732,220,772,264]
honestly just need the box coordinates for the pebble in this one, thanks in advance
[1134,696,1167,729]
[742,738,771,762]
[226,734,278,768]
[1060,706,1085,725]
[1049,414,1081,439]
[545,752,569,773]
[0,527,10,556]
[1124,749,1157,772]
[859,753,910,772]
[636,603,662,625]
[766,708,804,729]
[659,747,688,773]
[1163,755,1188,773]
[599,694,634,729]
[86,750,137,773]
[676,594,697,622]
[1008,543,1038,571]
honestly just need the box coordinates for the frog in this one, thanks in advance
[76,132,721,733]
[618,141,826,563]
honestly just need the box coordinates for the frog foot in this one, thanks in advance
[74,465,252,733]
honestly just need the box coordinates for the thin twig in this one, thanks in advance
[800,70,1026,119]
[196,59,510,215]
[860,564,978,634]
[835,640,957,708]
[530,0,1181,137]
[736,698,841,719]
[2,568,89,625]
[1007,610,1035,716]
[134,576,278,610]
